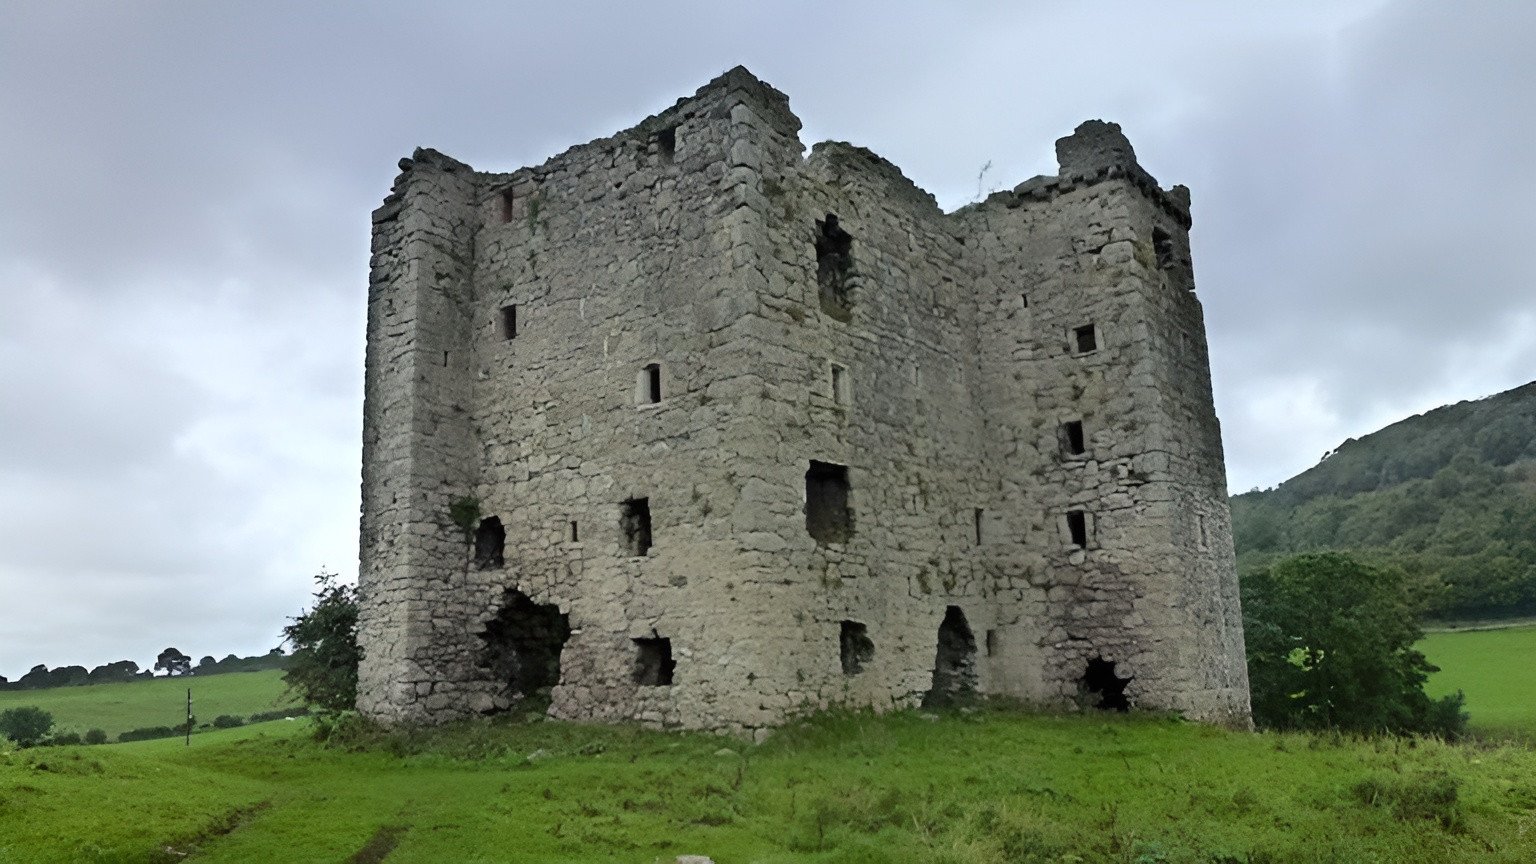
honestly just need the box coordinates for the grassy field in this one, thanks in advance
[5,708,1536,863]
[1422,623,1536,738]
[0,670,298,741]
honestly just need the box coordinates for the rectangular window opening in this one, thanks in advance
[830,363,848,406]
[632,637,674,686]
[805,460,853,545]
[656,127,677,164]
[1061,420,1087,456]
[973,508,985,545]
[621,498,652,557]
[500,304,518,340]
[1067,510,1090,548]
[985,629,1000,657]
[1020,293,1029,309]
[815,214,854,318]
[499,188,516,223]
[839,620,874,675]
[1073,324,1098,354]
[442,350,449,367]
[1153,227,1175,269]
[570,521,579,543]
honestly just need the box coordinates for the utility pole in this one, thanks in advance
[185,688,192,747]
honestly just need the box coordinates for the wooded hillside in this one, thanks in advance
[1231,381,1536,619]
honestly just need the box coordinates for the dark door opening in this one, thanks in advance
[922,606,978,707]
[1081,656,1132,711]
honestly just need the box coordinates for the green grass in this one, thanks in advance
[1422,624,1536,738]
[6,708,1536,863]
[0,670,298,741]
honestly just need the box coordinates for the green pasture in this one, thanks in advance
[0,670,297,741]
[6,708,1536,864]
[1422,623,1536,738]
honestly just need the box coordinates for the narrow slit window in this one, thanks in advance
[621,498,652,557]
[805,460,852,544]
[499,188,516,223]
[569,521,579,543]
[985,629,1000,657]
[1020,293,1029,309]
[442,350,450,367]
[655,127,676,164]
[830,363,848,406]
[1073,325,1098,354]
[638,363,663,405]
[632,637,674,686]
[500,304,518,340]
[973,508,984,545]
[1061,420,1087,456]
[1067,510,1090,548]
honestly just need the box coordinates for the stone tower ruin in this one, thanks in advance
[356,67,1252,736]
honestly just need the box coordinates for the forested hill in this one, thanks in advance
[1231,381,1536,620]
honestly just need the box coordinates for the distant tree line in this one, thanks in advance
[0,705,312,748]
[0,648,288,692]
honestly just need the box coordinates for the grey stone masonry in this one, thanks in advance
[356,66,1252,737]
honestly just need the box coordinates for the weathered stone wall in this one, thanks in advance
[357,67,1251,736]
[357,149,479,723]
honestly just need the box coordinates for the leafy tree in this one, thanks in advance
[281,569,360,712]
[0,706,54,747]
[83,728,108,745]
[88,660,141,684]
[1242,553,1465,736]
[155,647,192,677]
[50,665,89,687]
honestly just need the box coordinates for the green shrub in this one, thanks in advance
[311,710,376,745]
[1243,553,1467,736]
[118,726,179,743]
[49,732,82,746]
[212,714,245,729]
[83,728,108,745]
[281,570,359,712]
[0,706,54,747]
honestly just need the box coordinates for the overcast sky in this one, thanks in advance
[2,1,1533,679]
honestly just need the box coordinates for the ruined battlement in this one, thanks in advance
[356,67,1251,737]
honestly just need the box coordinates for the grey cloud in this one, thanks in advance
[2,0,1532,673]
